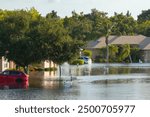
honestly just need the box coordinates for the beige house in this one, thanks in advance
[0,57,57,72]
[86,35,150,62]
[0,57,15,72]
[40,60,57,68]
[30,61,57,77]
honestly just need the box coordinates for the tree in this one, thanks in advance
[99,44,131,63]
[85,9,113,63]
[138,9,150,23]
[117,44,131,62]
[43,18,83,78]
[110,12,137,35]
[46,10,60,19]
[137,20,150,36]
[0,9,45,73]
[137,10,150,36]
[0,8,83,76]
[64,11,92,42]
[109,45,118,62]
[85,9,110,40]
[0,10,30,57]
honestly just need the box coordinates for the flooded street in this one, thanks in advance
[1,63,150,100]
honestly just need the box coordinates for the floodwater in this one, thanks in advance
[1,63,150,100]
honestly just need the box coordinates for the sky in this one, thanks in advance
[0,0,150,19]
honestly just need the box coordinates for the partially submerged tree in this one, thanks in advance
[0,9,47,73]
[0,9,84,76]
[44,17,83,78]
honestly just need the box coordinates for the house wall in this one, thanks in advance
[0,57,57,72]
[9,61,16,69]
[87,48,100,60]
[0,57,10,72]
[39,60,57,68]
[141,50,150,63]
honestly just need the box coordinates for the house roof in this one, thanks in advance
[86,35,150,50]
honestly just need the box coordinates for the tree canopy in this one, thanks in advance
[0,8,150,73]
[137,9,150,36]
[138,9,150,22]
[0,9,83,73]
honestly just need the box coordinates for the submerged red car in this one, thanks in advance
[0,70,29,89]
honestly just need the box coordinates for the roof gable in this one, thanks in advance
[86,35,150,50]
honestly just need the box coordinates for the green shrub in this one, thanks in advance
[29,66,35,71]
[83,50,92,58]
[98,44,131,63]
[117,44,130,62]
[34,67,44,71]
[99,58,107,63]
[130,47,140,62]
[44,67,57,71]
[71,59,84,65]
[6,68,16,71]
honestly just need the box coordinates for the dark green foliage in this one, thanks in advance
[138,9,150,22]
[0,9,83,74]
[98,45,119,63]
[0,8,149,72]
[97,44,131,63]
[137,20,150,36]
[117,44,130,62]
[130,46,141,62]
[110,13,137,35]
[63,11,92,41]
[44,67,57,71]
[137,9,150,36]
[84,9,112,40]
[46,10,60,19]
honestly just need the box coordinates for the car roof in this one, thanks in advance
[4,70,21,72]
[81,56,89,58]
[3,70,24,73]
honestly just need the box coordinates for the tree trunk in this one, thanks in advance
[16,65,19,70]
[24,66,29,74]
[59,65,61,79]
[129,54,133,63]
[106,36,109,63]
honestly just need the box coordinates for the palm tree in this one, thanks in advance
[105,23,116,63]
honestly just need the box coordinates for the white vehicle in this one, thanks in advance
[80,56,92,64]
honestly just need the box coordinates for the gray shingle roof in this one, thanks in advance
[86,35,150,50]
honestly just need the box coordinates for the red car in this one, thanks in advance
[0,70,29,89]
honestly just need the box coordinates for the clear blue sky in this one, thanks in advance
[0,0,150,19]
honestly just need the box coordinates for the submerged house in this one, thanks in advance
[0,57,57,72]
[86,35,150,63]
[0,57,15,71]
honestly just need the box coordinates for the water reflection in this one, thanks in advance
[29,63,150,90]
[70,63,150,76]
[1,63,150,100]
